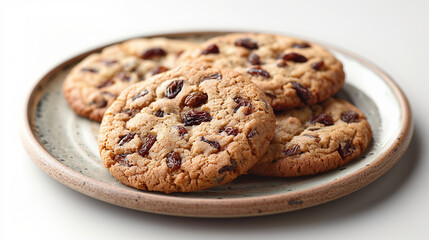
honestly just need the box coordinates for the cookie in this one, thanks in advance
[178,33,345,111]
[248,98,372,177]
[98,65,276,193]
[63,38,197,121]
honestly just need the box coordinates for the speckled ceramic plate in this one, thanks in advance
[20,32,413,217]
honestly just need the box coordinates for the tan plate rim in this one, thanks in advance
[20,31,413,217]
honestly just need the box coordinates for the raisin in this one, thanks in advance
[141,48,166,59]
[338,141,355,159]
[247,67,270,78]
[200,73,222,82]
[131,89,149,101]
[118,133,136,146]
[117,72,131,82]
[201,44,219,55]
[218,158,237,174]
[176,125,187,136]
[234,38,258,49]
[100,59,118,66]
[277,60,288,67]
[291,81,312,104]
[183,110,212,126]
[234,97,252,115]
[183,92,208,108]
[341,111,360,123]
[120,108,139,118]
[311,60,324,70]
[282,145,301,157]
[280,53,308,63]
[151,66,169,75]
[96,79,115,88]
[247,129,257,138]
[248,53,261,65]
[292,42,311,48]
[81,67,98,73]
[220,127,239,136]
[165,80,184,99]
[138,135,156,157]
[309,114,334,126]
[154,110,164,117]
[201,137,221,150]
[166,151,181,170]
[114,154,130,167]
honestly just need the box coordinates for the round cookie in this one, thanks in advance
[248,98,372,177]
[98,65,276,193]
[178,33,345,111]
[63,38,197,122]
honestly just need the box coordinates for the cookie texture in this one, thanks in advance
[63,38,197,121]
[249,98,372,177]
[98,65,276,193]
[179,33,345,111]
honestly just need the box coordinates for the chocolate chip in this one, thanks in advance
[201,44,219,55]
[341,111,360,123]
[176,125,187,136]
[248,53,261,65]
[234,97,252,115]
[264,91,277,98]
[220,127,239,136]
[183,92,208,108]
[96,79,115,88]
[138,135,156,157]
[151,66,169,75]
[200,73,222,82]
[114,154,130,167]
[218,158,237,174]
[141,48,166,59]
[308,127,320,131]
[247,129,257,138]
[280,52,308,63]
[201,137,221,150]
[98,99,107,108]
[291,81,312,104]
[247,67,270,78]
[165,80,184,99]
[183,110,212,126]
[118,133,137,146]
[154,110,164,117]
[292,42,311,48]
[338,141,355,159]
[131,89,149,101]
[81,67,98,73]
[234,38,258,49]
[166,151,182,170]
[282,145,301,157]
[309,114,334,126]
[311,60,324,70]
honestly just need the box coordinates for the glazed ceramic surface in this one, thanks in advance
[21,32,412,217]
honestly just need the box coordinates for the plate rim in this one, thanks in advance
[20,31,413,217]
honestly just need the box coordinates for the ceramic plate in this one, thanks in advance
[20,32,413,217]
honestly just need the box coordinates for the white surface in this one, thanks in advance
[1,0,428,239]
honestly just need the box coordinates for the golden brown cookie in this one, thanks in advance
[178,33,345,111]
[249,98,372,177]
[98,65,276,193]
[63,38,197,121]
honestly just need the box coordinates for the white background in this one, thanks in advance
[2,0,429,239]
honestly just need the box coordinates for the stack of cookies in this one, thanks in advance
[63,33,372,193]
